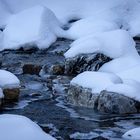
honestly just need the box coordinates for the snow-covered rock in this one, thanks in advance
[0,70,20,88]
[71,71,122,93]
[123,127,140,140]
[0,114,56,140]
[67,19,119,39]
[2,5,65,50]
[65,30,137,59]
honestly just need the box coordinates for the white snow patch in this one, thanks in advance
[0,70,20,88]
[2,5,66,50]
[0,114,56,140]
[71,71,122,93]
[122,127,140,140]
[67,19,119,39]
[65,30,137,59]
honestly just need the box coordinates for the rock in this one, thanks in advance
[0,88,3,107]
[65,53,111,75]
[67,84,98,109]
[98,91,140,114]
[3,88,20,101]
[50,64,65,75]
[23,64,42,75]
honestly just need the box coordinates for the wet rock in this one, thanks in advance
[98,91,140,114]
[50,64,65,75]
[3,88,20,101]
[67,85,98,109]
[23,64,42,75]
[65,53,111,75]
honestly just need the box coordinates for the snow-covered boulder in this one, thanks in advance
[0,70,20,88]
[0,114,56,140]
[71,71,122,93]
[2,5,66,50]
[123,127,140,140]
[65,30,137,59]
[67,19,119,39]
[0,70,20,100]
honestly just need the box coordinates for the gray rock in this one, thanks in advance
[98,91,140,114]
[67,85,98,109]
[65,53,111,75]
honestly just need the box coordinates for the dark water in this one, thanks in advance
[0,39,140,140]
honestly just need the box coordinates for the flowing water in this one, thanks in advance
[0,39,140,140]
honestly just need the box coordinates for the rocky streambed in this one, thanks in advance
[0,38,140,139]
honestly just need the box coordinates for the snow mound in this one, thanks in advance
[2,5,66,50]
[71,71,122,93]
[65,30,137,59]
[106,79,140,101]
[0,70,20,88]
[0,0,12,28]
[0,114,56,140]
[122,127,140,140]
[67,19,119,39]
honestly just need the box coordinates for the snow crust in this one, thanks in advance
[0,70,20,88]
[0,114,56,140]
[122,127,140,140]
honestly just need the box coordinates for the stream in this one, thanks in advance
[0,38,140,140]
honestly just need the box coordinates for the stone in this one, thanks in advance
[67,84,98,109]
[65,53,111,75]
[50,64,65,75]
[23,64,42,75]
[3,88,20,101]
[98,91,140,114]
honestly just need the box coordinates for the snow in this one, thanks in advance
[122,127,140,140]
[0,0,12,28]
[106,80,140,101]
[0,114,56,140]
[67,19,119,39]
[71,71,122,93]
[0,70,20,88]
[65,30,137,59]
[2,5,65,50]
